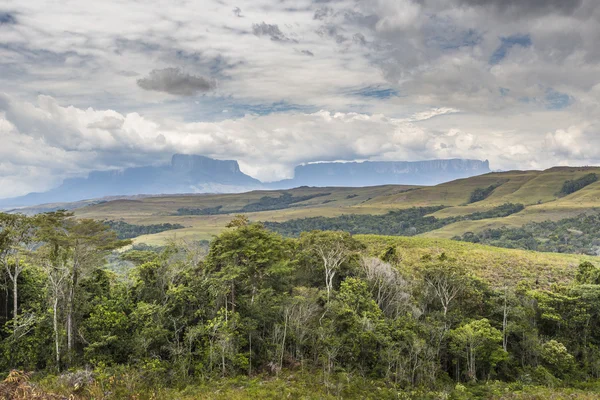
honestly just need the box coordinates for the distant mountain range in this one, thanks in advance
[0,155,490,209]
[270,159,490,188]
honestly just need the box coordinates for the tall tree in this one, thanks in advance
[0,213,36,331]
[35,212,130,365]
[64,218,130,359]
[299,231,362,302]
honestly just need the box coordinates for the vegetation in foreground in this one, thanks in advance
[1,212,600,399]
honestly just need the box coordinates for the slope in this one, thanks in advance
[70,166,600,244]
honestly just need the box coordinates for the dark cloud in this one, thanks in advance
[316,24,347,43]
[0,12,16,25]
[454,0,584,16]
[233,7,243,17]
[313,7,331,20]
[342,10,379,29]
[353,33,367,46]
[137,68,216,96]
[252,22,295,42]
[301,50,314,56]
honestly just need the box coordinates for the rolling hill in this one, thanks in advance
[67,166,600,246]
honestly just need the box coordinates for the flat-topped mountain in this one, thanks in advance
[270,159,490,188]
[0,155,490,208]
[0,155,261,208]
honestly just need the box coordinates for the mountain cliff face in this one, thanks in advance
[0,155,261,208]
[270,159,491,188]
[0,156,491,208]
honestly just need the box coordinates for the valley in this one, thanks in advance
[70,166,600,248]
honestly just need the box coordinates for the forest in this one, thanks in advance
[0,211,599,399]
[176,192,331,216]
[264,203,525,237]
[559,173,598,196]
[454,212,600,255]
[103,221,185,240]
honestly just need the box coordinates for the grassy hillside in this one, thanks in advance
[357,235,595,287]
[71,166,600,244]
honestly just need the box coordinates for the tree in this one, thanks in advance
[205,221,292,315]
[35,212,130,366]
[449,319,505,381]
[299,231,363,302]
[63,218,130,360]
[422,263,469,331]
[576,261,600,284]
[360,256,413,318]
[34,230,70,371]
[540,340,575,379]
[0,213,36,331]
[325,277,388,373]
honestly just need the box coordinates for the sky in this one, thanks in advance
[0,0,599,198]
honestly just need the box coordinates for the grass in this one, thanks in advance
[357,235,596,287]
[71,167,600,244]
[35,370,600,400]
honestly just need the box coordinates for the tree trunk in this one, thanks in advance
[66,265,78,363]
[53,297,60,371]
[67,284,74,358]
[5,258,21,333]
[231,281,236,313]
[12,263,19,332]
[280,313,288,371]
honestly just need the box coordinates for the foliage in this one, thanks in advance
[265,204,524,237]
[176,192,331,215]
[454,212,600,255]
[468,183,503,204]
[560,173,598,196]
[0,211,600,398]
[103,220,185,239]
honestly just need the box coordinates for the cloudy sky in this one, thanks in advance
[1,0,599,198]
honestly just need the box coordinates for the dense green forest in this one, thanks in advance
[103,220,185,239]
[1,211,600,398]
[454,212,600,255]
[176,192,331,215]
[468,182,504,204]
[559,173,598,196]
[264,203,524,237]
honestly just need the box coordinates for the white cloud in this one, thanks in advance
[2,93,600,198]
[1,0,600,197]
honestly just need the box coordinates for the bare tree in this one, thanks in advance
[300,231,362,302]
[0,214,36,332]
[286,287,321,365]
[360,256,414,318]
[422,263,468,358]
[36,247,70,371]
[423,264,465,326]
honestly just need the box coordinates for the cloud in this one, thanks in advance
[1,0,600,198]
[136,68,216,96]
[2,93,600,198]
[454,0,584,16]
[252,22,295,42]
